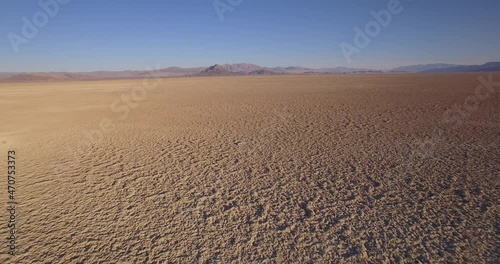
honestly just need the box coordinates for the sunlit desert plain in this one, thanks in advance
[0,74,498,263]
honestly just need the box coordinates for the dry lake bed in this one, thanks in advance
[0,74,498,263]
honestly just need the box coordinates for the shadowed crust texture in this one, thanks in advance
[0,74,498,263]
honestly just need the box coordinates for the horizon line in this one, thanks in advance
[2,61,499,74]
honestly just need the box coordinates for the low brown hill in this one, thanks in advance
[2,73,95,82]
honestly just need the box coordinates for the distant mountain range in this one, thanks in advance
[0,67,205,82]
[181,64,382,76]
[421,62,500,73]
[391,62,500,73]
[390,64,459,72]
[1,62,499,82]
[192,64,276,76]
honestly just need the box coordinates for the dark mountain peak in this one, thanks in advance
[482,61,500,67]
[205,64,231,72]
[192,64,278,77]
[391,63,458,72]
[249,69,279,75]
[194,64,238,76]
[421,61,500,73]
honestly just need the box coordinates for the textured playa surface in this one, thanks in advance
[0,74,498,263]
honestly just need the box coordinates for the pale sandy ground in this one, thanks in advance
[0,74,498,263]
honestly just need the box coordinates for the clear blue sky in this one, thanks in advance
[1,0,499,72]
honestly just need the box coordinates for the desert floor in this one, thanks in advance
[0,74,498,263]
